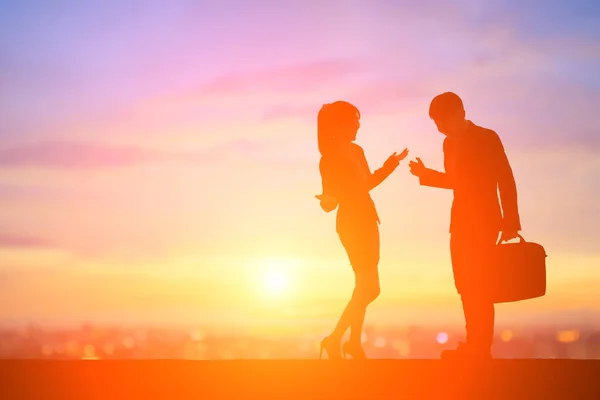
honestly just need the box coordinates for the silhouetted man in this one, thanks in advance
[409,92,521,360]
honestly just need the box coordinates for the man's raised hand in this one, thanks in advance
[409,157,426,177]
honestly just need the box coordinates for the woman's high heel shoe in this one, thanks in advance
[319,336,342,360]
[342,341,367,360]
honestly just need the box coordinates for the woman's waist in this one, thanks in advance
[336,190,374,205]
[336,201,379,222]
[337,198,376,212]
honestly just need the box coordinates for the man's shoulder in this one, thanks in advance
[470,123,507,156]
[471,122,502,145]
[349,142,364,154]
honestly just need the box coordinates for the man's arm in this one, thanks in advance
[492,132,521,231]
[418,138,453,189]
[419,169,453,189]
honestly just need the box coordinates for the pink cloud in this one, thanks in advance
[0,183,60,201]
[0,233,53,249]
[255,81,429,123]
[178,138,271,165]
[0,138,298,170]
[259,103,318,122]
[82,58,367,140]
[151,58,367,108]
[201,57,365,95]
[348,82,432,113]
[0,141,167,169]
[193,137,313,168]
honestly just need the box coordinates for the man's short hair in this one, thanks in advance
[429,92,464,120]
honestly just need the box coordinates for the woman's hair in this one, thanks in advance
[317,101,360,156]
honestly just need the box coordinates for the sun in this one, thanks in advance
[265,271,288,294]
[258,258,298,297]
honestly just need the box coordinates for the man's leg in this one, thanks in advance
[461,295,494,354]
[469,229,500,353]
[447,230,498,358]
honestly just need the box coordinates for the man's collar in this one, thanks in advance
[463,120,473,134]
[452,120,472,140]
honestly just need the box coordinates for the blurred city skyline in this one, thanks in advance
[1,320,598,360]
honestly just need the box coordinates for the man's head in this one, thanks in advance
[429,92,467,137]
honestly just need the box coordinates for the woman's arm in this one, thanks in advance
[368,161,396,191]
[356,145,401,191]
[318,156,339,212]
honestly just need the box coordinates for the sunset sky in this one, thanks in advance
[1,0,599,331]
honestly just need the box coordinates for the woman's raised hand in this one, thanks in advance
[395,148,409,161]
[384,148,409,169]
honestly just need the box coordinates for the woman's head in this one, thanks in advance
[317,101,360,155]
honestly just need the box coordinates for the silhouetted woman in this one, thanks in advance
[316,101,408,359]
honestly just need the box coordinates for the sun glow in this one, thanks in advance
[258,258,299,297]
[265,271,288,294]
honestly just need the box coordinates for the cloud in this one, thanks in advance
[255,81,430,125]
[180,137,277,164]
[348,82,434,115]
[202,58,366,94]
[256,81,429,123]
[0,183,60,201]
[0,233,53,249]
[378,11,600,152]
[0,140,169,169]
[83,58,369,141]
[0,137,309,171]
[259,104,318,123]
[147,58,367,108]
[178,136,315,169]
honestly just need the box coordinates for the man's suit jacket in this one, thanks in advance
[419,121,521,235]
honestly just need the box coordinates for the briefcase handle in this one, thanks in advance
[496,234,526,246]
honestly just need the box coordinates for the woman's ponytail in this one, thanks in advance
[317,103,334,156]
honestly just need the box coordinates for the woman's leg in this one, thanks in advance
[348,222,380,345]
[348,267,380,345]
[326,269,380,350]
[329,223,380,343]
[328,303,353,341]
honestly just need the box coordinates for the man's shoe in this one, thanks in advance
[441,342,492,361]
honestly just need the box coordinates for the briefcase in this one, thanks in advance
[489,235,547,304]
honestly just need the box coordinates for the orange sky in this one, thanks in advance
[1,1,600,329]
